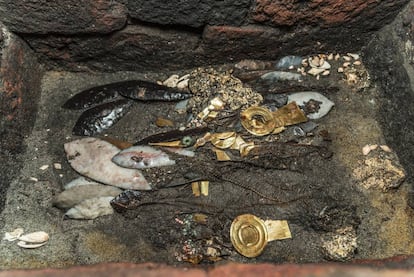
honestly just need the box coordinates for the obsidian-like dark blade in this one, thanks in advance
[62,83,122,110]
[116,80,193,101]
[134,126,211,145]
[72,99,133,136]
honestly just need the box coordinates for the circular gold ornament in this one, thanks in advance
[240,106,276,136]
[230,214,268,258]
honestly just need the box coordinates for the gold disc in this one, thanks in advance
[240,106,276,136]
[230,214,268,258]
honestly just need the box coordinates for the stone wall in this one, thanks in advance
[0,0,409,72]
[0,25,43,210]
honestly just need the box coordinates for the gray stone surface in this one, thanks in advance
[0,0,127,34]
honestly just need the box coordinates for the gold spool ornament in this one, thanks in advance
[230,214,268,258]
[240,106,276,136]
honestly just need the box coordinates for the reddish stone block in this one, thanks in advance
[252,0,408,28]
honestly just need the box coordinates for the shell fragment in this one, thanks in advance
[3,228,24,241]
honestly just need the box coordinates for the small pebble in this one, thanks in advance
[29,177,39,182]
[39,165,49,171]
[380,145,392,152]
[54,163,62,170]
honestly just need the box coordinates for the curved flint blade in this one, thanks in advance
[117,80,193,101]
[62,83,123,110]
[72,99,133,136]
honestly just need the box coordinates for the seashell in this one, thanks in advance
[17,241,48,249]
[362,144,378,155]
[307,67,326,76]
[309,56,320,68]
[322,70,330,76]
[65,196,114,219]
[353,60,362,66]
[346,73,358,83]
[343,62,351,68]
[347,53,360,60]
[162,74,180,88]
[338,67,344,73]
[3,228,24,241]
[230,214,268,258]
[343,56,352,62]
[19,231,49,243]
[176,78,189,90]
[380,145,392,152]
[327,53,334,60]
[240,106,276,136]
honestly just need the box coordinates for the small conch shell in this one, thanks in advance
[19,231,49,244]
[3,228,24,241]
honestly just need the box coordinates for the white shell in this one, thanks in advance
[347,53,360,60]
[307,67,325,76]
[3,228,24,241]
[380,145,392,152]
[17,241,48,249]
[162,74,180,88]
[19,231,49,243]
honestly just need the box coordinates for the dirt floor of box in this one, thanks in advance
[0,55,413,268]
